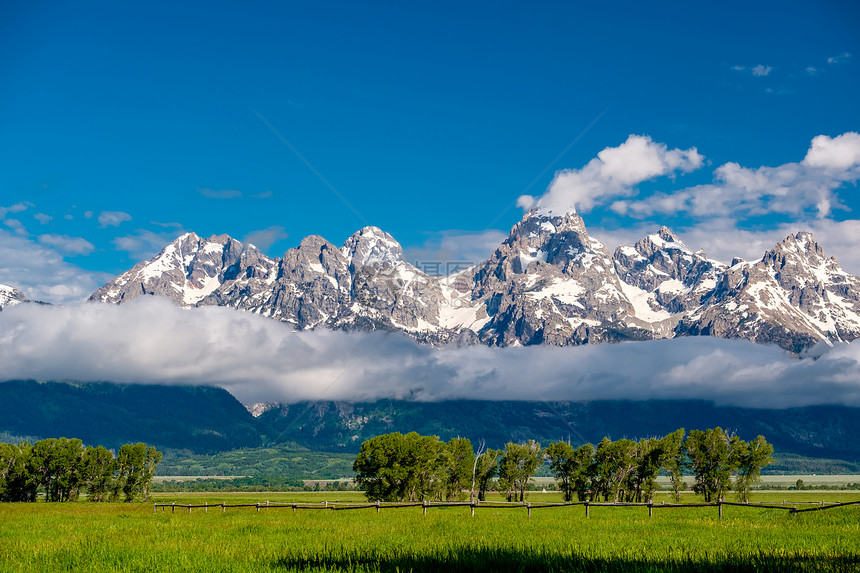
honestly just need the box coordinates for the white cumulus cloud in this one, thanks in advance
[113,228,185,261]
[244,225,288,252]
[522,135,703,214]
[613,132,860,220]
[0,229,111,304]
[36,234,96,257]
[803,132,860,170]
[98,211,132,228]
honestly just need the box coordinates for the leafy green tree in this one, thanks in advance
[0,442,38,502]
[115,442,162,502]
[82,446,116,502]
[30,438,85,502]
[594,438,638,502]
[142,445,162,501]
[570,443,595,502]
[546,441,577,501]
[443,438,474,501]
[354,432,448,502]
[546,441,596,502]
[684,427,735,502]
[354,432,410,501]
[498,440,542,502]
[659,429,686,501]
[473,448,501,501]
[731,435,773,502]
[402,434,445,501]
[627,437,663,502]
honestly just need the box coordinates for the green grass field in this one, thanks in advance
[1,491,859,572]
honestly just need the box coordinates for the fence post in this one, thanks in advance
[324,501,327,509]
[267,500,270,511]
[154,503,157,514]
[222,502,225,513]
[648,503,652,519]
[423,500,427,515]
[205,502,208,513]
[527,502,531,519]
[718,502,722,520]
[187,505,191,514]
[256,503,260,513]
[172,502,175,514]
[376,500,380,514]
[585,501,589,519]
[471,502,475,517]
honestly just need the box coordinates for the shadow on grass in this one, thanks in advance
[272,547,860,572]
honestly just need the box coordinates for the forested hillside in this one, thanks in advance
[3,381,860,466]
[0,381,259,453]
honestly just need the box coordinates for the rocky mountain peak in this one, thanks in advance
[756,231,854,302]
[759,232,830,288]
[769,231,826,260]
[499,209,608,274]
[341,226,404,270]
[282,236,350,281]
[614,227,718,291]
[635,226,691,257]
[656,225,679,241]
[89,231,270,306]
[294,234,338,253]
[0,283,28,310]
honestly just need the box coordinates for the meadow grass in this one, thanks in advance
[1,491,858,572]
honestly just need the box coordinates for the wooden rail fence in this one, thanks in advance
[154,499,860,519]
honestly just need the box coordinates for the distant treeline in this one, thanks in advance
[153,477,359,493]
[354,427,773,503]
[0,438,161,502]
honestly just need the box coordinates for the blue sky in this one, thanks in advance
[1,0,859,303]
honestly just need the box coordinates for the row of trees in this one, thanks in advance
[0,438,162,502]
[353,428,773,503]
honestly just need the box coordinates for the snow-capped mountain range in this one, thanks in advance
[84,209,860,354]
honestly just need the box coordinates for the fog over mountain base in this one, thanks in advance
[1,297,858,409]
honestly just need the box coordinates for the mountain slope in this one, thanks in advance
[256,398,860,461]
[3,380,859,463]
[0,380,260,453]
[676,233,860,352]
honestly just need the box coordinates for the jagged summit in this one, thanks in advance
[770,231,826,259]
[644,226,690,252]
[85,216,860,354]
[341,226,404,269]
[0,283,28,310]
[88,232,269,306]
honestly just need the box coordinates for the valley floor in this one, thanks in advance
[1,491,859,572]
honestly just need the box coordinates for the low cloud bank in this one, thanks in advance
[1,298,858,409]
